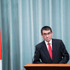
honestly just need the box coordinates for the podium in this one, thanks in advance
[24,64,70,70]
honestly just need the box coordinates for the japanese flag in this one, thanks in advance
[0,30,2,70]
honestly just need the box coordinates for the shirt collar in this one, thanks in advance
[45,39,52,45]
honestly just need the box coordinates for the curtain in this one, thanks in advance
[0,0,70,70]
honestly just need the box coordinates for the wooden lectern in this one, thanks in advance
[24,64,70,70]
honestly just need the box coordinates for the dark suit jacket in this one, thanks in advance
[33,39,69,64]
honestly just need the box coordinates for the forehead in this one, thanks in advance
[42,30,51,33]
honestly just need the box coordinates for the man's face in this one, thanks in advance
[41,30,53,42]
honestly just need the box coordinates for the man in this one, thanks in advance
[33,26,69,64]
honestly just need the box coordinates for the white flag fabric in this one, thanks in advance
[0,60,2,70]
[0,30,2,70]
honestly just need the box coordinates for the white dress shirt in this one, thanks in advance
[45,39,52,50]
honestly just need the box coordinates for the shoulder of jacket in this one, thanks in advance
[35,41,44,48]
[52,38,62,41]
[52,39,62,43]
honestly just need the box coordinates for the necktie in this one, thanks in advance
[48,43,52,60]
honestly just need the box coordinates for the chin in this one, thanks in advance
[46,40,49,42]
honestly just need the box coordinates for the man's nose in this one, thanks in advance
[46,35,49,37]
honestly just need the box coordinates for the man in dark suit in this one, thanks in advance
[33,26,69,64]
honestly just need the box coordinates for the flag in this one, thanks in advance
[0,30,2,70]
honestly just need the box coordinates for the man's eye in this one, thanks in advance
[44,33,46,35]
[48,33,50,34]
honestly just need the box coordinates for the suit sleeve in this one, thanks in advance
[59,40,69,64]
[32,45,43,64]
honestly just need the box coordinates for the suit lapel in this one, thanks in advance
[52,39,56,61]
[42,41,52,60]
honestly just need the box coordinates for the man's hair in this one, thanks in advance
[41,26,52,34]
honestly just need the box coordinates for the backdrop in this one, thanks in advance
[0,0,70,70]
